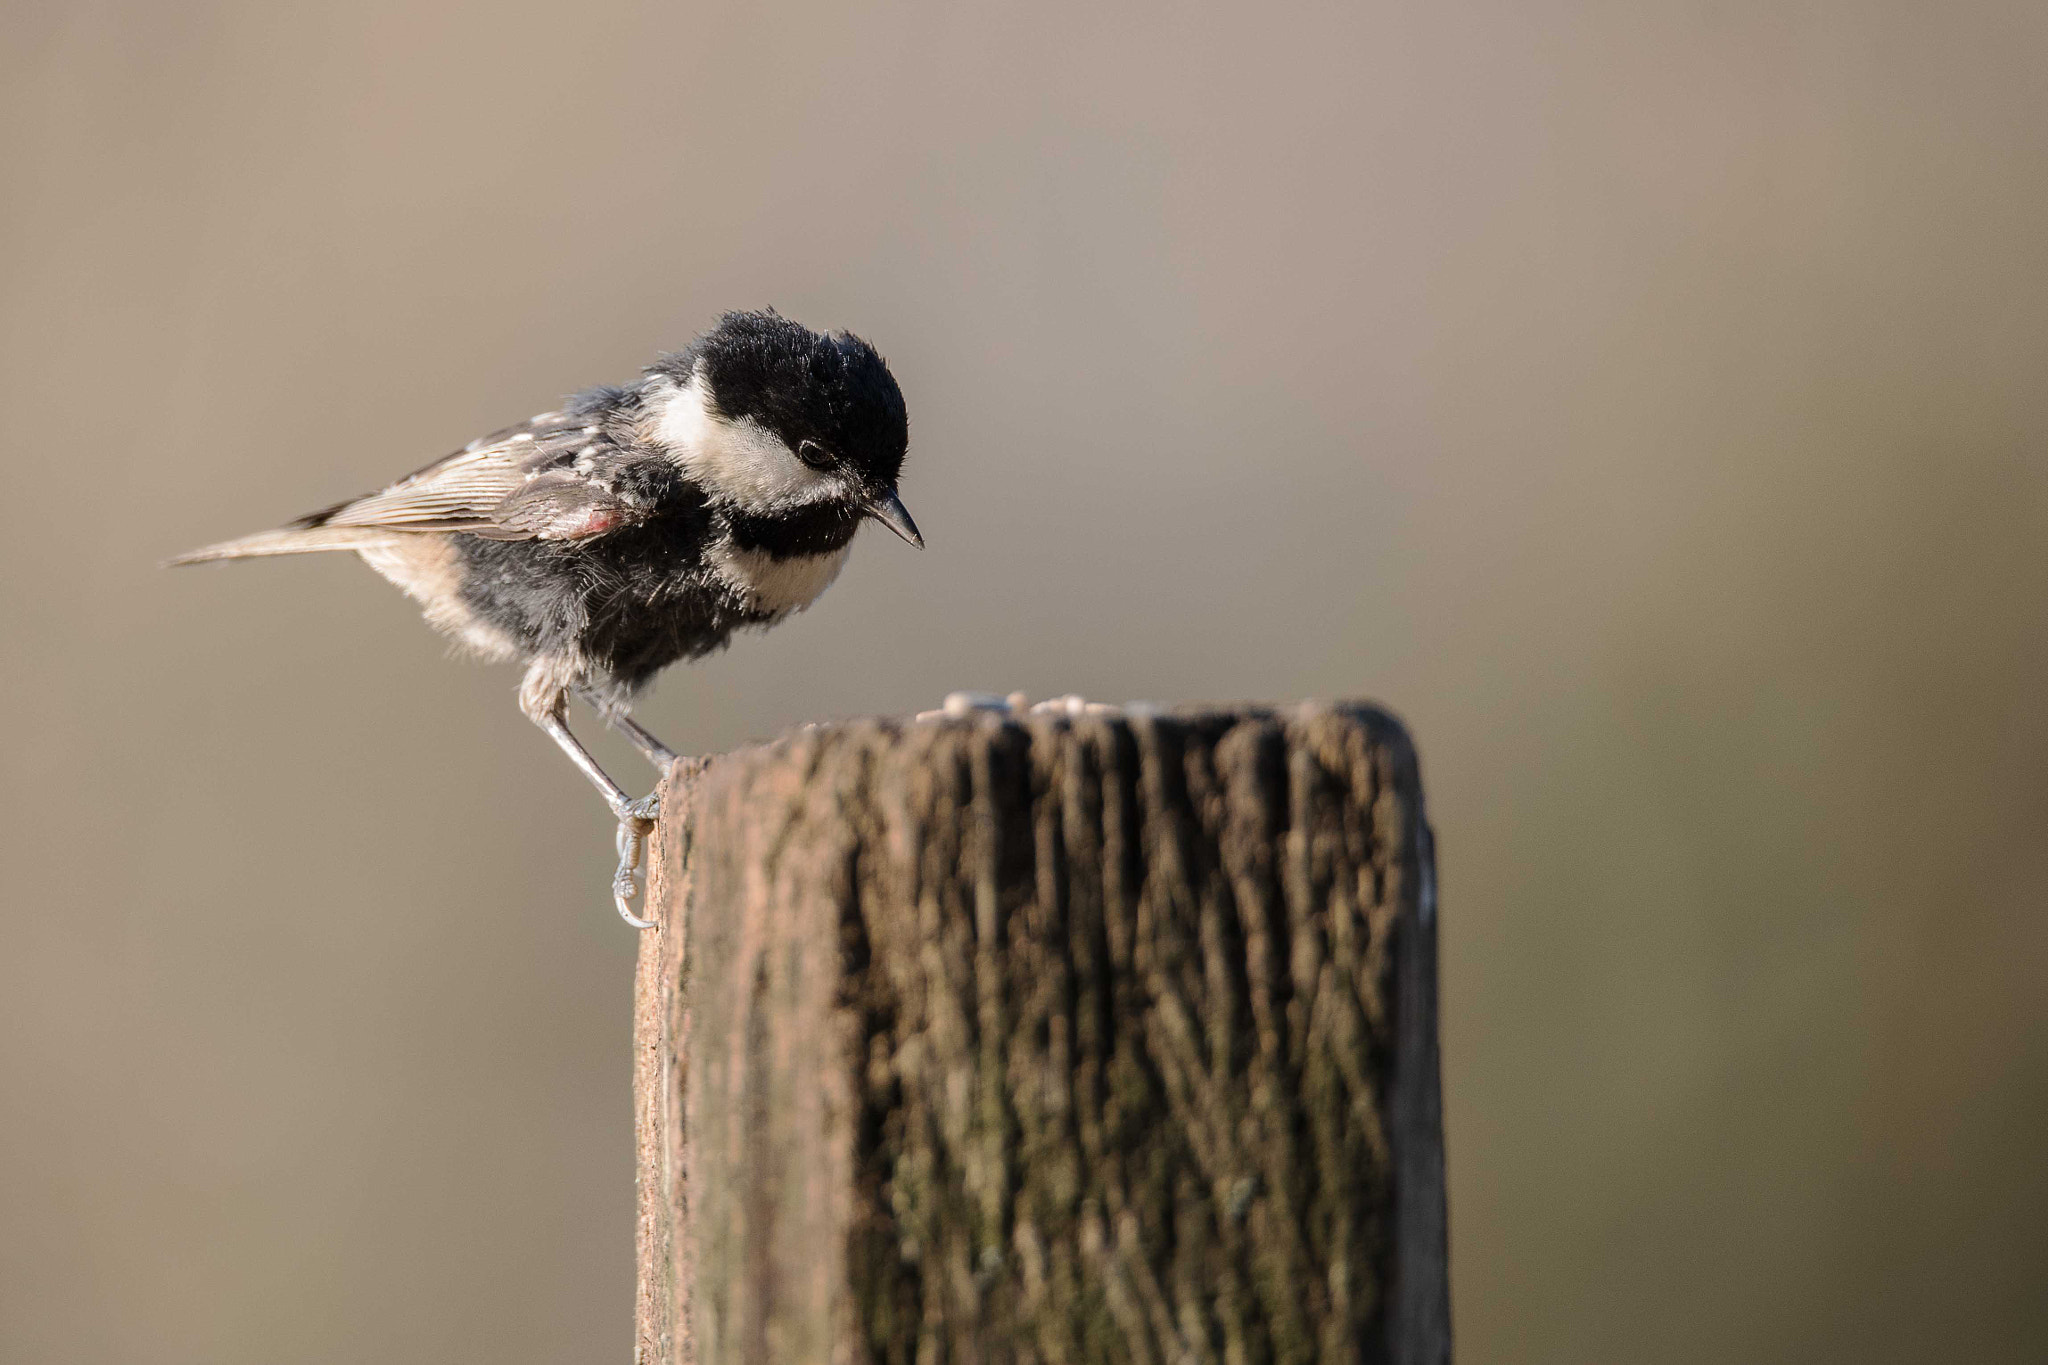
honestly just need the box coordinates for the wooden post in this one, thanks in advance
[632,702,1448,1365]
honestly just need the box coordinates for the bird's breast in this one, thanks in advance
[707,540,853,618]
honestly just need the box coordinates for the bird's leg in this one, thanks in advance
[609,712,681,772]
[575,686,681,774]
[522,664,657,928]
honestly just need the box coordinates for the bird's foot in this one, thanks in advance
[611,793,661,930]
[617,791,660,835]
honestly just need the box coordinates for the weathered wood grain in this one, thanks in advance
[633,703,1448,1365]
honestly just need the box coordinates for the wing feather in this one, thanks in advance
[305,410,641,541]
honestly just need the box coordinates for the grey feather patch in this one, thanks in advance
[493,476,639,540]
[316,412,612,535]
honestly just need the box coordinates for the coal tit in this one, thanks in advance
[173,309,922,925]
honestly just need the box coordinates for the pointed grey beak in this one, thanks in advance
[864,490,924,549]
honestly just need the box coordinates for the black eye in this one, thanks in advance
[797,439,834,470]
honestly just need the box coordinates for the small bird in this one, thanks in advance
[173,309,921,925]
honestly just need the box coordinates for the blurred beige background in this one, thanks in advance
[4,1,2046,1360]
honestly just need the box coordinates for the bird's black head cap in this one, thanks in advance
[661,309,909,495]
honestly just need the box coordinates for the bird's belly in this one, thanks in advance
[358,536,522,661]
[708,542,852,618]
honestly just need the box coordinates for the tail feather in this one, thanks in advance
[166,526,406,566]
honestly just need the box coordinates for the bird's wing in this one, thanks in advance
[305,409,647,542]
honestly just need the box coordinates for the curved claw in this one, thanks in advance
[612,818,656,930]
[614,878,654,930]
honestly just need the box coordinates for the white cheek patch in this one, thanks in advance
[652,370,836,512]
